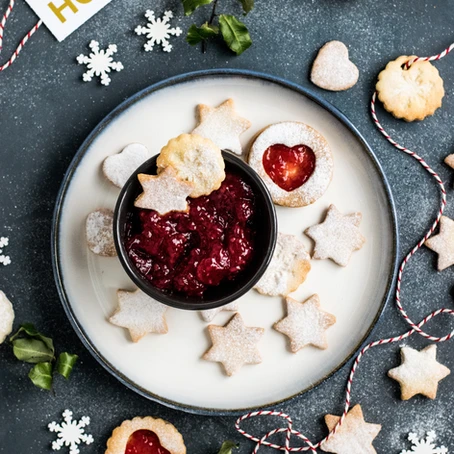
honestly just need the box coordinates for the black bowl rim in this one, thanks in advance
[51,69,399,416]
[113,151,278,310]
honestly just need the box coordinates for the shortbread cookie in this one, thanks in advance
[274,294,336,352]
[305,204,365,267]
[320,404,381,454]
[102,143,150,188]
[311,41,359,91]
[200,301,239,322]
[425,216,454,270]
[105,416,186,454]
[134,167,194,215]
[248,122,333,207]
[254,233,311,297]
[109,289,168,342]
[444,154,454,169]
[86,209,117,257]
[0,291,14,344]
[157,134,225,198]
[203,313,264,376]
[376,55,444,121]
[192,99,251,155]
[388,345,450,400]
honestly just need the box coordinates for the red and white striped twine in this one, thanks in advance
[0,0,42,72]
[236,44,454,453]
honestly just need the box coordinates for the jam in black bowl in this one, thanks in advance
[114,151,277,311]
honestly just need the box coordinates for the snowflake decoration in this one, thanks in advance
[135,10,182,53]
[0,236,11,266]
[76,40,124,86]
[401,431,448,454]
[48,410,94,454]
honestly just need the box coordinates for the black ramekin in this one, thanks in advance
[113,151,277,311]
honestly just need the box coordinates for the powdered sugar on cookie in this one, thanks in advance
[86,209,117,257]
[0,290,14,344]
[254,232,311,297]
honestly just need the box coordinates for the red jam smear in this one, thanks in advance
[263,144,316,192]
[125,430,170,454]
[125,172,256,297]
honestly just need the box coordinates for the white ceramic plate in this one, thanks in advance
[52,70,397,414]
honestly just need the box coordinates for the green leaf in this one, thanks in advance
[238,0,254,14]
[28,362,53,390]
[186,23,219,45]
[218,441,239,454]
[12,338,54,363]
[10,323,55,355]
[56,352,78,379]
[182,0,213,16]
[219,15,252,55]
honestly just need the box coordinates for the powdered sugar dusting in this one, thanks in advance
[85,208,117,257]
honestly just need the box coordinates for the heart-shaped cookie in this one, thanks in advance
[262,143,316,191]
[125,430,170,454]
[103,143,150,188]
[311,41,359,91]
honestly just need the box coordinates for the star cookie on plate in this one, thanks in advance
[254,232,311,297]
[274,294,336,352]
[305,204,365,267]
[192,99,251,155]
[320,404,381,454]
[85,208,117,257]
[387,345,450,400]
[109,289,168,342]
[203,313,264,376]
[200,301,239,322]
[425,216,454,271]
[134,167,194,215]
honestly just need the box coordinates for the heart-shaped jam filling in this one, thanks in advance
[125,430,171,454]
[263,144,316,192]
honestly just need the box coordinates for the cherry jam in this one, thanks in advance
[125,430,170,454]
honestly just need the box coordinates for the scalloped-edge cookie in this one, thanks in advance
[376,55,444,122]
[248,122,333,207]
[102,143,151,188]
[86,208,117,257]
[254,232,311,297]
[105,416,186,454]
[0,290,14,344]
[157,134,225,198]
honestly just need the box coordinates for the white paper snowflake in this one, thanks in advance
[48,410,94,454]
[401,431,448,454]
[135,10,182,52]
[77,40,124,86]
[0,236,11,266]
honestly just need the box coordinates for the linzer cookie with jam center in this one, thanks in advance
[248,121,333,207]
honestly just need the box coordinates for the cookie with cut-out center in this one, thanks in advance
[86,208,117,257]
[192,99,251,155]
[134,167,194,215]
[305,204,365,267]
[105,416,186,454]
[388,345,450,400]
[157,134,225,198]
[311,41,359,91]
[109,289,168,342]
[376,55,444,121]
[0,290,14,344]
[203,313,264,376]
[102,143,151,188]
[254,232,311,297]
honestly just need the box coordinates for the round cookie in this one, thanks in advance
[248,122,333,207]
[157,133,225,198]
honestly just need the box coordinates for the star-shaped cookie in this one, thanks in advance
[192,99,251,155]
[134,167,194,215]
[109,289,168,342]
[320,404,381,454]
[305,204,365,266]
[387,344,450,400]
[444,153,454,169]
[200,302,239,322]
[274,294,336,352]
[203,313,264,376]
[425,216,454,270]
